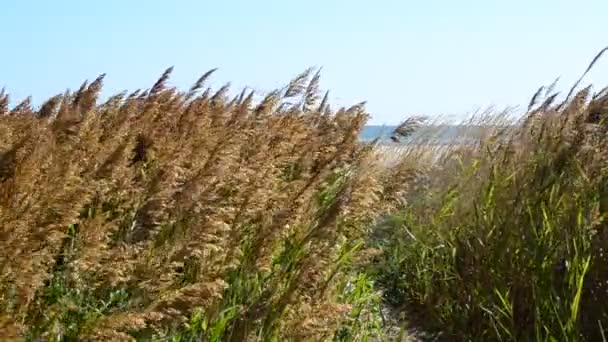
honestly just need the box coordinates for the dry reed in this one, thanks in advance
[0,67,391,341]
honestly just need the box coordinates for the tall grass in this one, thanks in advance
[371,50,608,341]
[2,51,608,341]
[0,68,394,341]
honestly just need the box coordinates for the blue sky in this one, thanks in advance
[1,0,607,124]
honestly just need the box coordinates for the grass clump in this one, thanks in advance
[0,67,390,341]
[371,50,608,341]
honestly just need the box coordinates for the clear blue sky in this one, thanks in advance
[1,0,607,124]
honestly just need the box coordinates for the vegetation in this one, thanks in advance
[1,48,608,341]
[0,68,399,341]
[371,49,608,341]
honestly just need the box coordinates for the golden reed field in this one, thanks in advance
[1,47,608,341]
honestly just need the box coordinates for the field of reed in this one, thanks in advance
[1,48,608,341]
[0,67,414,341]
[369,48,608,341]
